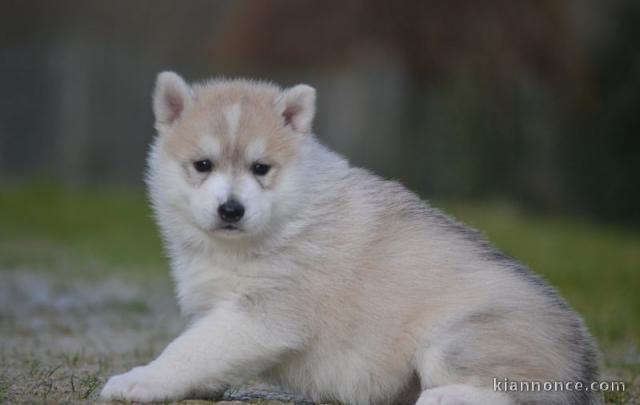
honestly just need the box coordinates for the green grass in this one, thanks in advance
[0,183,165,274]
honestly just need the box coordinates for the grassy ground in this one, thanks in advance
[0,184,638,403]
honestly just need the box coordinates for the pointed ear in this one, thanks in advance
[275,84,316,134]
[153,71,192,128]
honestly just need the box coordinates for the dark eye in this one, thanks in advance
[251,162,271,176]
[193,159,213,173]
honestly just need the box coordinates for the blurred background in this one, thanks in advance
[0,1,638,403]
[2,0,640,221]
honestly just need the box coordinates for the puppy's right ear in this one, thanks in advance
[153,71,192,129]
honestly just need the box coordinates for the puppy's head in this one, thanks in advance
[147,72,315,243]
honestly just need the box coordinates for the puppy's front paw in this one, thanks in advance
[100,365,186,402]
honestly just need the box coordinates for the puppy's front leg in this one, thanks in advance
[101,303,305,402]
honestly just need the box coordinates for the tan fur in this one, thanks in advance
[165,80,298,172]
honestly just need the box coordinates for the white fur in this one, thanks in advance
[416,385,511,405]
[245,137,266,163]
[188,172,231,229]
[196,134,222,161]
[101,74,600,405]
[223,103,241,141]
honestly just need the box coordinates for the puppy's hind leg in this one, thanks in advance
[413,332,514,405]
[416,385,512,405]
[414,350,513,405]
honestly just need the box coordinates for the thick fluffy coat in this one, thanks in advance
[101,72,601,404]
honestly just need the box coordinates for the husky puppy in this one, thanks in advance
[101,72,601,404]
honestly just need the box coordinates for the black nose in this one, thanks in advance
[218,199,245,223]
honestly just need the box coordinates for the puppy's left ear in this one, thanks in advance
[276,84,316,134]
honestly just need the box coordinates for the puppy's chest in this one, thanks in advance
[172,255,258,317]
